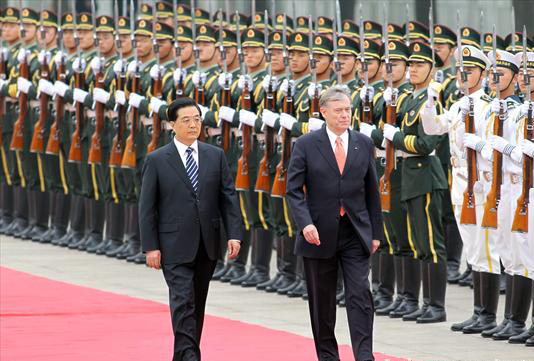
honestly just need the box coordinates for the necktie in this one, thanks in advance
[335,137,346,216]
[185,147,199,193]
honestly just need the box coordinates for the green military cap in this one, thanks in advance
[212,9,227,27]
[387,24,404,41]
[313,34,333,56]
[336,36,358,56]
[268,31,286,50]
[364,20,382,40]
[41,10,58,28]
[434,24,456,46]
[61,13,75,30]
[177,25,193,43]
[381,40,411,62]
[134,19,152,37]
[317,16,333,34]
[156,1,173,18]
[482,33,505,53]
[193,8,210,25]
[505,32,534,53]
[138,3,153,20]
[361,39,381,60]
[154,21,174,40]
[251,12,272,30]
[289,32,310,52]
[196,24,216,43]
[176,4,191,22]
[96,16,114,32]
[461,27,481,49]
[117,16,131,35]
[77,13,93,30]
[295,16,313,33]
[342,20,359,39]
[405,21,429,43]
[409,41,444,67]
[229,12,248,32]
[3,7,20,23]
[217,29,237,47]
[21,7,39,24]
[275,13,293,33]
[242,27,263,47]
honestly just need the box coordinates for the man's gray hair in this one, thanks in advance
[319,85,351,108]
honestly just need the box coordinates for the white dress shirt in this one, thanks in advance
[325,126,349,155]
[174,137,199,168]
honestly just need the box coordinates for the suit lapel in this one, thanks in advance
[197,143,209,197]
[165,142,194,192]
[342,131,361,175]
[316,127,341,174]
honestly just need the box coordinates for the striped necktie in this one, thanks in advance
[185,147,199,193]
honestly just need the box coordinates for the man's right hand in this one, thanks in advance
[146,250,161,270]
[303,224,320,246]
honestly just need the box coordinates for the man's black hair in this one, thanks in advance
[166,97,201,122]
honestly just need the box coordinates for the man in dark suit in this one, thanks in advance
[139,97,243,361]
[286,85,384,361]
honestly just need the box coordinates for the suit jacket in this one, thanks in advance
[139,141,243,265]
[286,127,385,258]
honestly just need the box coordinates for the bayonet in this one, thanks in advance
[251,0,256,27]
[479,10,484,49]
[333,0,342,84]
[72,0,81,65]
[91,0,101,61]
[130,0,138,67]
[492,24,501,101]
[151,0,160,67]
[383,2,393,96]
[523,25,531,103]
[191,0,200,71]
[308,15,316,85]
[511,6,516,52]
[114,0,123,63]
[225,0,230,24]
[358,8,368,90]
[219,10,227,78]
[265,10,271,77]
[18,0,26,41]
[405,4,410,46]
[236,11,244,74]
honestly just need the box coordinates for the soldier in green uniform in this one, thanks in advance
[405,21,430,45]
[382,42,449,323]
[176,3,192,28]
[336,35,359,89]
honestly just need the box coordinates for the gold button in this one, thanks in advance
[417,163,422,167]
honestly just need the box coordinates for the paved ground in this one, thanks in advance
[1,235,533,361]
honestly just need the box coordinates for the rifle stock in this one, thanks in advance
[481,112,503,229]
[121,74,140,169]
[10,58,28,151]
[68,71,85,163]
[220,85,231,153]
[31,58,50,153]
[88,72,105,164]
[235,84,252,191]
[46,61,65,155]
[255,89,276,193]
[460,100,477,225]
[379,98,396,212]
[147,75,162,154]
[194,84,207,142]
[271,94,294,198]
[109,73,126,166]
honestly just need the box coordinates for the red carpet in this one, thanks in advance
[1,267,408,361]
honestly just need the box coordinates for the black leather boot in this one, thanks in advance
[241,228,272,287]
[417,262,447,323]
[30,190,50,241]
[4,186,29,237]
[390,257,420,318]
[257,235,282,290]
[452,271,481,331]
[55,195,85,246]
[404,261,429,321]
[0,184,14,235]
[70,197,92,249]
[287,279,307,298]
[47,191,70,243]
[80,199,104,251]
[266,235,296,292]
[118,203,140,259]
[482,273,513,338]
[374,252,395,310]
[279,257,304,295]
[98,201,125,255]
[509,292,534,344]
[445,222,462,283]
[377,255,405,316]
[493,275,532,340]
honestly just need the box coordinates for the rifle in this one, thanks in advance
[309,15,319,118]
[10,0,28,152]
[88,0,105,164]
[147,0,162,154]
[358,9,373,125]
[109,0,126,167]
[481,24,504,229]
[333,0,342,84]
[121,0,139,169]
[458,10,478,225]
[511,25,532,233]
[0,24,5,150]
[271,14,293,198]
[190,0,206,141]
[68,1,85,163]
[235,11,252,191]
[405,4,410,46]
[172,0,183,97]
[255,8,275,194]
[46,0,64,155]
[218,9,231,154]
[379,3,396,212]
[30,4,49,154]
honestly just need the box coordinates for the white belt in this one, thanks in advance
[401,150,436,158]
[6,97,17,103]
[256,134,265,142]
[29,100,40,107]
[207,127,222,136]
[376,149,403,158]
[141,116,152,126]
[163,121,172,130]
[233,129,242,137]
[450,155,467,168]
[86,110,96,117]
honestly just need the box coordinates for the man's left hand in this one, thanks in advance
[371,240,380,254]
[227,240,241,259]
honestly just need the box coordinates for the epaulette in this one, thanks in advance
[480,94,492,103]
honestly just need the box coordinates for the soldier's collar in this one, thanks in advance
[161,59,174,68]
[371,79,383,88]
[293,73,311,87]
[140,58,156,71]
[84,49,98,58]
[201,63,218,73]
[413,87,426,98]
[249,68,265,78]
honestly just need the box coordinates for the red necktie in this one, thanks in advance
[335,137,346,216]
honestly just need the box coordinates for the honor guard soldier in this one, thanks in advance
[405,21,430,45]
[336,36,359,88]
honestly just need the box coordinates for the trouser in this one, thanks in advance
[509,178,531,278]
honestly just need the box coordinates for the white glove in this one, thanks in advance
[280,79,295,97]
[383,123,400,141]
[518,101,533,119]
[198,104,209,120]
[90,56,102,73]
[16,48,30,63]
[149,64,163,80]
[113,59,126,74]
[383,87,398,105]
[219,106,236,123]
[238,74,253,90]
[218,72,232,88]
[93,87,110,104]
[0,47,8,61]
[279,113,297,130]
[128,93,144,108]
[149,97,166,114]
[17,77,32,94]
[38,79,55,97]
[262,75,278,92]
[239,109,257,127]
[54,80,69,98]
[173,68,187,84]
[73,88,89,104]
[262,109,279,128]
[488,135,512,154]
[359,86,375,102]
[307,83,322,98]
[72,57,87,73]
[463,133,485,151]
[115,90,126,106]
[359,122,376,138]
[473,181,484,194]
[490,99,507,115]
[192,71,207,87]
[530,188,534,205]
[37,50,51,65]
[126,60,141,75]
[54,50,66,67]
[308,117,324,132]
[0,78,7,92]
[434,69,445,84]
[520,139,534,158]
[458,96,471,117]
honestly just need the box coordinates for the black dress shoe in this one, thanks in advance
[241,270,269,287]
[35,227,54,243]
[29,226,48,242]
[492,321,526,340]
[417,306,446,323]
[86,239,108,253]
[462,314,497,334]
[376,297,403,316]
[106,242,127,257]
[48,228,66,244]
[277,278,300,295]
[459,272,473,287]
[230,269,254,285]
[220,265,246,283]
[338,297,345,307]
[99,240,122,255]
[116,242,140,259]
[481,319,509,338]
[451,313,478,332]
[257,273,281,290]
[447,267,462,284]
[60,231,84,247]
[68,234,89,249]
[4,218,28,236]
[389,300,419,318]
[79,234,102,251]
[265,275,295,293]
[14,224,34,240]
[53,230,73,246]
[374,297,393,310]
[508,325,534,344]
[127,251,146,264]
[287,280,306,298]
[526,333,534,346]
[403,304,427,321]
[212,263,230,280]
